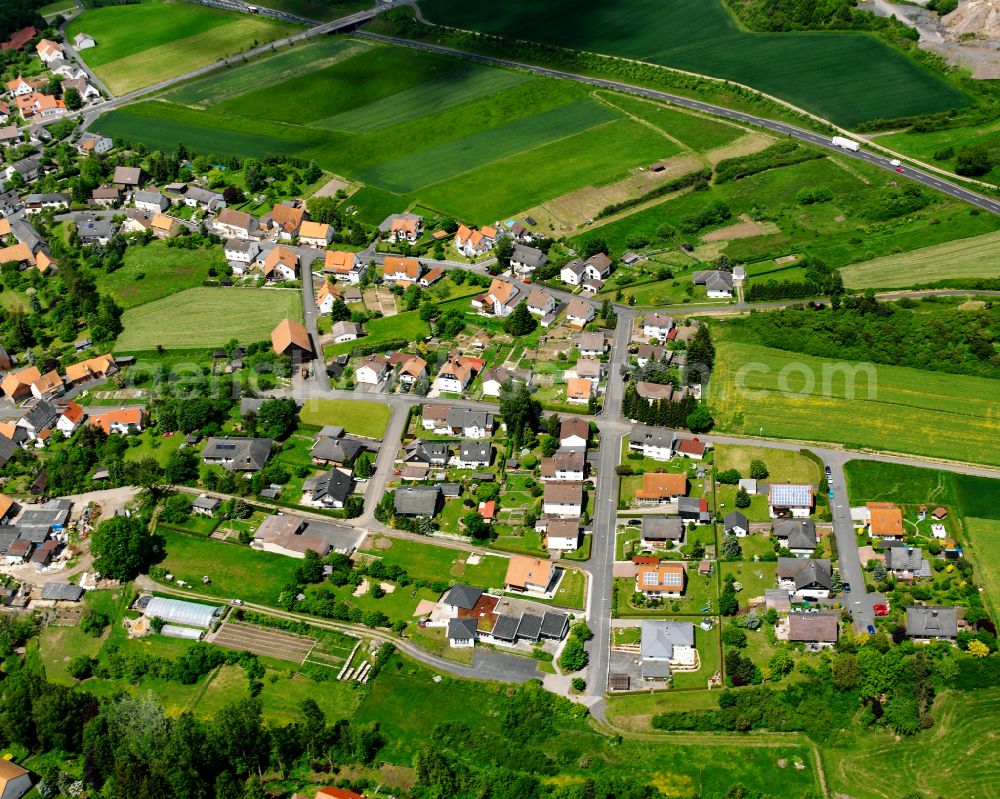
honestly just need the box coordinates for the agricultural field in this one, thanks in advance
[97,241,227,308]
[251,0,372,22]
[95,40,699,223]
[298,398,391,438]
[116,287,302,350]
[66,0,300,95]
[823,689,1000,799]
[417,0,969,128]
[842,230,1000,289]
[872,119,1000,186]
[709,341,1000,467]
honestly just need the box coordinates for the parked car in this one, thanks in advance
[873,604,889,617]
[230,599,244,606]
[828,488,835,499]
[627,519,642,526]
[843,582,851,593]
[867,624,876,634]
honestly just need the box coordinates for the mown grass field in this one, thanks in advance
[965,518,1000,617]
[824,689,1000,799]
[298,398,391,438]
[360,535,510,588]
[713,444,819,484]
[98,241,226,308]
[842,230,1000,289]
[418,0,969,127]
[96,41,693,223]
[116,287,302,350]
[67,0,299,95]
[597,92,745,152]
[709,341,1000,466]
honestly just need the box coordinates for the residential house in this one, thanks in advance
[787,613,839,646]
[560,417,589,449]
[16,400,59,441]
[329,321,364,344]
[445,407,493,438]
[192,495,220,516]
[634,472,687,505]
[394,485,440,517]
[774,519,818,557]
[75,214,114,245]
[356,354,390,386]
[47,57,84,79]
[120,209,152,234]
[456,440,492,469]
[383,255,422,284]
[904,606,957,641]
[640,620,696,679]
[389,214,422,244]
[5,75,40,97]
[480,365,530,397]
[582,252,612,280]
[777,557,832,599]
[271,318,312,358]
[447,617,478,648]
[35,38,63,64]
[769,484,813,518]
[636,381,675,404]
[866,502,904,540]
[63,77,99,102]
[310,436,363,468]
[403,439,449,468]
[112,166,144,191]
[544,518,580,551]
[133,190,169,214]
[575,331,607,357]
[65,353,116,386]
[565,377,593,404]
[885,546,932,579]
[540,450,585,482]
[89,408,146,435]
[674,437,708,460]
[0,243,33,270]
[91,186,120,207]
[262,246,298,282]
[315,280,342,314]
[56,402,85,435]
[510,243,546,275]
[542,482,583,517]
[636,344,666,367]
[641,517,685,548]
[1,366,41,399]
[0,760,31,799]
[420,403,451,433]
[74,32,96,49]
[213,207,258,239]
[5,157,41,184]
[560,259,586,286]
[693,269,734,298]
[225,238,259,268]
[0,126,21,146]
[724,510,749,537]
[151,215,179,240]
[298,220,333,247]
[565,298,595,329]
[301,469,354,509]
[525,287,556,317]
[635,561,686,598]
[396,354,428,387]
[454,224,497,257]
[0,101,8,124]
[323,250,366,284]
[678,496,711,523]
[628,426,674,461]
[504,555,555,593]
[202,437,272,472]
[472,278,520,317]
[77,133,113,155]
[263,202,304,240]
[17,91,67,120]
[433,355,483,394]
[643,313,674,341]
[24,193,69,214]
[29,370,63,400]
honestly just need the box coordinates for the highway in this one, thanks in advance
[358,32,1000,217]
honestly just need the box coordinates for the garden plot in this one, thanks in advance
[210,621,315,663]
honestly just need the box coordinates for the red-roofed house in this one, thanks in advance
[2,26,39,53]
[57,401,86,435]
[674,438,708,460]
[90,408,146,435]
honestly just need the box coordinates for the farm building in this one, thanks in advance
[271,318,312,358]
[142,597,220,628]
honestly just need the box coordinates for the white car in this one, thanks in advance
[890,159,901,167]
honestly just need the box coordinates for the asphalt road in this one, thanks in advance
[359,32,1000,217]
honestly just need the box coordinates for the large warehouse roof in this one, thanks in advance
[143,597,219,628]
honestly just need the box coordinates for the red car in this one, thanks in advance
[895,166,904,173]
[873,604,889,617]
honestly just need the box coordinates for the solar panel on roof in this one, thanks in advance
[643,571,658,586]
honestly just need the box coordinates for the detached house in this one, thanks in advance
[640,620,696,680]
[262,246,298,282]
[270,318,312,358]
[213,207,258,239]
[1,366,41,400]
[324,250,366,284]
[225,238,259,268]
[356,354,390,386]
[769,484,813,518]
[560,417,590,449]
[542,481,583,517]
[397,354,428,387]
[35,38,63,64]
[773,519,818,557]
[641,517,685,548]
[383,255,422,284]
[540,450,585,482]
[64,353,116,386]
[133,190,169,215]
[299,220,333,248]
[510,243,546,275]
[885,546,932,580]
[302,469,354,509]
[89,407,146,435]
[566,299,595,329]
[456,441,492,469]
[544,518,580,552]
[433,355,483,394]
[112,166,144,192]
[636,561,686,598]
[643,313,674,341]
[263,203,304,240]
[634,472,687,505]
[389,214,422,244]
[56,401,85,435]
[866,502,904,541]
[904,606,957,641]
[480,365,530,397]
[202,437,273,472]
[446,407,493,439]
[504,556,555,594]
[693,269,734,298]
[777,558,832,599]
[628,426,674,461]
[526,288,556,317]
[454,224,497,257]
[472,278,520,317]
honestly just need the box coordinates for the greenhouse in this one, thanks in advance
[143,597,220,629]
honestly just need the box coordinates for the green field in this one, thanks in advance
[40,0,78,16]
[843,460,957,507]
[710,341,1000,466]
[965,518,1000,618]
[251,0,372,22]
[66,1,299,95]
[418,0,970,128]
[360,535,509,588]
[874,119,1000,186]
[98,241,226,308]
[116,287,302,350]
[824,689,1000,799]
[842,230,1000,289]
[598,92,745,153]
[96,41,697,222]
[298,398,391,438]
[714,444,820,484]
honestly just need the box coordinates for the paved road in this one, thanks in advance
[359,31,1000,217]
[825,456,875,631]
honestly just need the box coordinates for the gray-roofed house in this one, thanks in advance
[201,437,273,472]
[394,485,441,517]
[16,400,60,441]
[540,610,569,639]
[677,496,711,523]
[724,510,749,537]
[445,407,493,439]
[133,190,168,214]
[447,617,478,648]
[310,436,362,467]
[113,166,144,189]
[641,517,685,547]
[192,495,220,516]
[75,213,115,245]
[5,157,40,183]
[885,547,932,580]
[301,469,353,509]
[692,269,734,298]
[773,519,818,556]
[641,620,696,680]
[777,558,832,598]
[905,606,957,640]
[510,243,547,275]
[628,425,674,461]
[787,612,839,645]
[403,439,449,467]
[441,583,482,613]
[456,440,492,469]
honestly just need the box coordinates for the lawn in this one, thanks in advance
[116,287,302,350]
[356,654,818,795]
[709,341,1000,467]
[40,0,78,15]
[157,528,300,606]
[823,689,1000,799]
[360,535,510,589]
[613,573,718,617]
[963,518,1000,621]
[298,399,391,438]
[323,306,433,357]
[97,241,223,308]
[250,0,372,21]
[37,590,129,684]
[123,429,185,467]
[417,0,970,128]
[720,562,778,611]
[714,444,820,485]
[66,0,299,95]
[842,229,1000,290]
